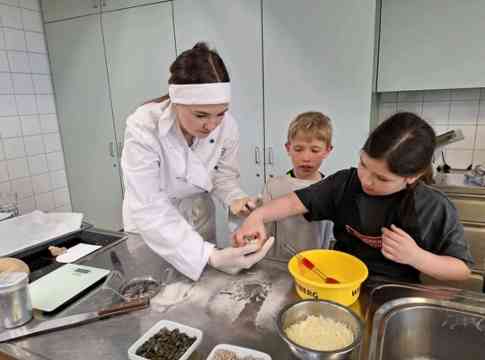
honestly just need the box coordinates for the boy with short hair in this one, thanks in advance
[264,111,334,259]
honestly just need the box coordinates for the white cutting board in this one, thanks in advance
[29,264,109,312]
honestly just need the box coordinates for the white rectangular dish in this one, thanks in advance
[128,319,202,360]
[207,344,272,360]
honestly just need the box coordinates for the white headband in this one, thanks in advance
[168,83,231,105]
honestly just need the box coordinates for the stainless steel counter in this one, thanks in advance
[1,234,484,360]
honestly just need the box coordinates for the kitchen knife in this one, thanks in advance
[0,297,149,343]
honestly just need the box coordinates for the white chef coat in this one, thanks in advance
[121,100,247,280]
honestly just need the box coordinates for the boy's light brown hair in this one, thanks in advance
[287,111,333,146]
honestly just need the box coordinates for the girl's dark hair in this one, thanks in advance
[145,42,229,104]
[363,112,436,178]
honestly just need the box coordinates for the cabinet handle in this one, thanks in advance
[267,147,274,165]
[109,142,115,157]
[102,0,107,7]
[92,0,99,8]
[255,146,261,164]
[117,141,123,158]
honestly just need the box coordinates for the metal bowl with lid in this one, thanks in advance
[276,299,363,360]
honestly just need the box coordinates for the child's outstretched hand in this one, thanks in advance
[232,213,267,248]
[381,224,424,267]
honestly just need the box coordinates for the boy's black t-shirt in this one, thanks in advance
[294,168,474,282]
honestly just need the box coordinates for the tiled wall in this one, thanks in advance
[378,88,485,170]
[0,0,71,214]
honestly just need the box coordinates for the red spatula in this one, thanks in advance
[283,242,340,284]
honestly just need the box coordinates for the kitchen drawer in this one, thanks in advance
[448,194,485,223]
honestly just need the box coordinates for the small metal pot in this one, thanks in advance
[0,272,32,328]
[276,299,363,360]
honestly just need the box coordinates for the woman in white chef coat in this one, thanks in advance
[121,43,274,281]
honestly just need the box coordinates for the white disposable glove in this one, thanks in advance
[208,237,275,275]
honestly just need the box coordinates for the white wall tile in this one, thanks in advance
[0,181,11,194]
[479,103,485,124]
[0,116,21,137]
[21,8,42,32]
[451,88,481,101]
[449,101,479,125]
[0,1,20,6]
[0,4,23,29]
[7,51,30,72]
[53,187,69,207]
[27,153,46,174]
[15,94,36,114]
[35,191,54,211]
[476,126,485,150]
[32,74,52,93]
[379,92,397,103]
[11,176,32,198]
[23,134,43,155]
[474,150,485,165]
[3,137,25,158]
[17,195,34,214]
[0,50,9,71]
[397,102,422,114]
[0,73,13,94]
[0,29,5,49]
[447,125,477,150]
[11,73,33,93]
[31,172,50,194]
[7,157,28,179]
[25,31,45,53]
[36,94,55,113]
[50,169,66,189]
[422,102,449,125]
[19,0,39,11]
[55,203,71,212]
[446,150,473,169]
[0,161,9,182]
[20,114,39,134]
[378,103,396,124]
[38,114,57,133]
[423,89,451,102]
[4,28,25,51]
[28,52,48,74]
[398,90,423,103]
[0,0,69,214]
[43,132,60,152]
[46,151,63,171]
[0,95,17,116]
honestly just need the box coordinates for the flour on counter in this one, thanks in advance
[151,280,194,308]
[255,277,293,330]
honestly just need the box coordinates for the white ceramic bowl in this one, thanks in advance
[207,344,272,360]
[128,319,202,360]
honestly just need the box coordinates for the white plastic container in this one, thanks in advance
[207,344,272,360]
[128,319,202,360]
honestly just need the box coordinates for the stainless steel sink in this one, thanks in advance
[367,296,485,360]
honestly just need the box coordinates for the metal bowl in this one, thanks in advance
[276,299,363,360]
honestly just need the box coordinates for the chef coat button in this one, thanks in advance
[214,165,219,170]
[210,139,215,143]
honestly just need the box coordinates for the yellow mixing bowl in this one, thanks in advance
[288,249,368,306]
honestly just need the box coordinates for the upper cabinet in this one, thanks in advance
[378,0,485,92]
[41,0,168,22]
[263,0,378,176]
[41,0,100,22]
[102,2,176,152]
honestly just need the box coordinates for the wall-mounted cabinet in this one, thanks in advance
[45,1,175,230]
[378,0,485,91]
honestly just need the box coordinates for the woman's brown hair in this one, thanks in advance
[144,42,229,104]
